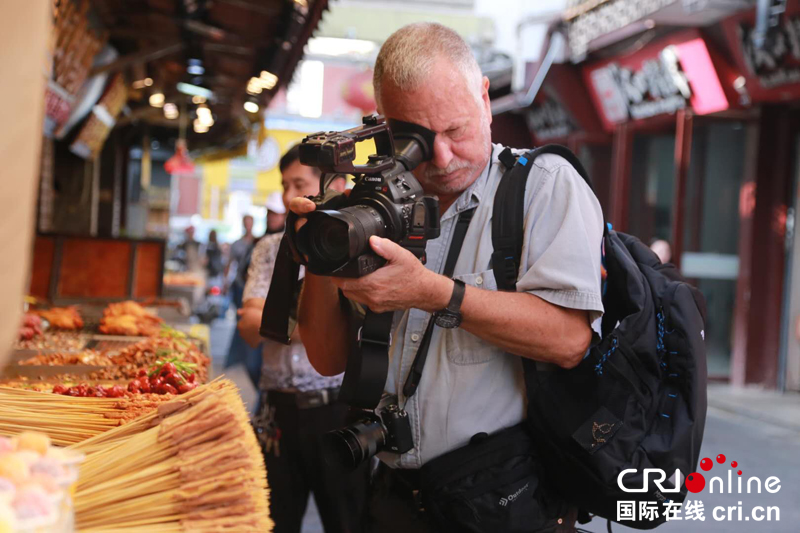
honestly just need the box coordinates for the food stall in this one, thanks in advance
[2,301,267,531]
[1,0,332,529]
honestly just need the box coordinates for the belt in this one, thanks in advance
[267,387,340,410]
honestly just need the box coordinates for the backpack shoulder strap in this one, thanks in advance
[491,144,595,292]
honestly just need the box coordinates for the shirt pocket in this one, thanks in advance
[444,270,500,366]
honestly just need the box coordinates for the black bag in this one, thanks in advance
[491,145,708,529]
[419,423,571,533]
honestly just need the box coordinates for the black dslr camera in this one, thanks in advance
[286,115,440,277]
[326,403,413,469]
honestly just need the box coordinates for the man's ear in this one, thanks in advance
[481,76,492,126]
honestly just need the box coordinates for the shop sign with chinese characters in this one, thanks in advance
[723,2,800,101]
[584,30,734,131]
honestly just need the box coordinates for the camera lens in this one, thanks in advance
[313,219,350,263]
[325,418,386,470]
[302,205,386,273]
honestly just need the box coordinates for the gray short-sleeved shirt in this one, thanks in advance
[378,143,604,469]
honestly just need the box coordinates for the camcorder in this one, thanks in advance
[285,114,441,277]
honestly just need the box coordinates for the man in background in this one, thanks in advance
[177,225,202,273]
[238,145,366,533]
[223,214,261,386]
[227,214,256,307]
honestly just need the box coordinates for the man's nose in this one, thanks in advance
[432,135,453,169]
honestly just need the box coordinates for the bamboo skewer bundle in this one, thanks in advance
[0,387,129,445]
[73,380,272,532]
[69,378,226,455]
[0,385,186,447]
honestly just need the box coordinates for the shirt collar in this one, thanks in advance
[442,143,504,221]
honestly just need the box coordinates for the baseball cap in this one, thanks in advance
[265,191,286,214]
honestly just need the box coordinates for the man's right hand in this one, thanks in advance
[288,197,317,233]
[289,189,351,233]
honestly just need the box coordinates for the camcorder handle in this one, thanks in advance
[299,115,396,175]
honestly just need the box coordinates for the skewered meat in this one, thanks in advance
[32,307,83,330]
[98,301,163,336]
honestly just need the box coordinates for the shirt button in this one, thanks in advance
[292,354,300,363]
[410,333,420,342]
[476,276,483,286]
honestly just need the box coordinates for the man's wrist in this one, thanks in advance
[420,273,454,313]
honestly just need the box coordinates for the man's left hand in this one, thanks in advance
[331,236,452,314]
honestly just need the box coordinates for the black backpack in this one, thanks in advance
[491,145,708,529]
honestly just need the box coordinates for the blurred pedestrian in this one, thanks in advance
[650,239,672,264]
[224,214,262,386]
[205,229,224,278]
[177,225,202,272]
[226,215,256,306]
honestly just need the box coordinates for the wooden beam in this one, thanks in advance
[183,20,229,41]
[215,0,282,17]
[203,43,254,56]
[90,42,185,76]
[108,27,175,42]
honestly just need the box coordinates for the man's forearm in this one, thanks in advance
[239,298,266,348]
[298,274,350,376]
[425,275,592,368]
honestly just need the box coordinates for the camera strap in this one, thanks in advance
[402,207,475,401]
[339,207,476,409]
[260,233,302,345]
[339,309,395,409]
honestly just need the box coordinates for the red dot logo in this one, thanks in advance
[731,461,738,468]
[700,458,712,471]
[716,454,726,464]
[685,472,706,493]
[738,470,743,476]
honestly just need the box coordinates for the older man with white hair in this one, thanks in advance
[292,23,604,532]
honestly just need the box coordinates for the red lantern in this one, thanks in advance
[164,140,195,176]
